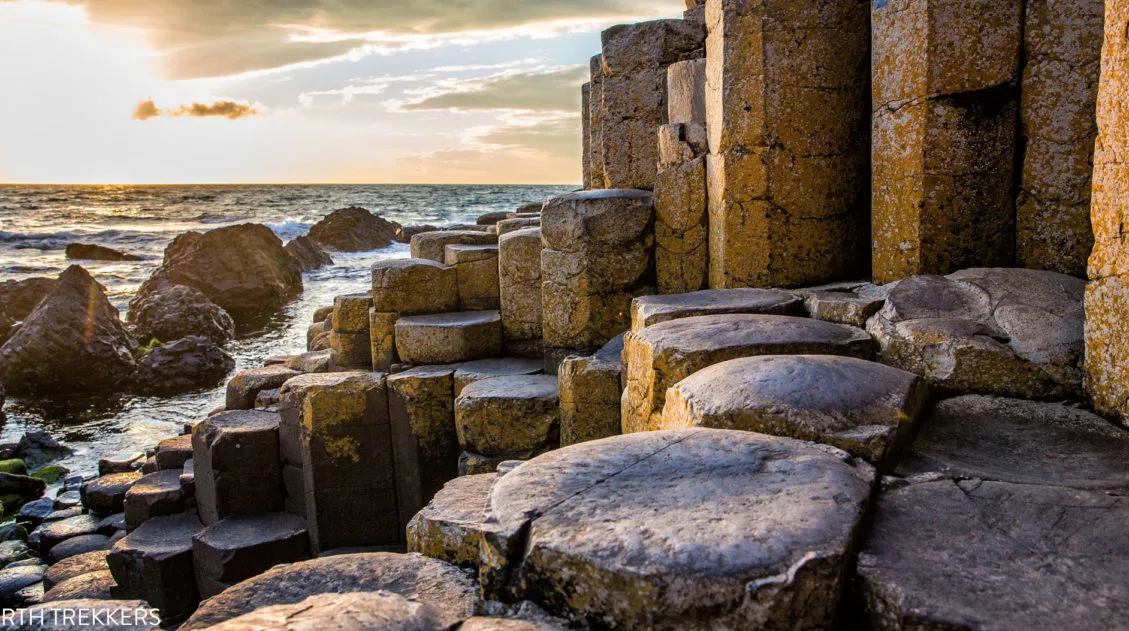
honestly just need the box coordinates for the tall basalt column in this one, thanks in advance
[587,55,605,190]
[705,0,871,289]
[1016,0,1103,277]
[871,0,1023,284]
[1086,0,1129,425]
[582,82,592,191]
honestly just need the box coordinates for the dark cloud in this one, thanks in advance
[132,99,260,120]
[402,65,587,113]
[71,0,683,78]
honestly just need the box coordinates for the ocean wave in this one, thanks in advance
[265,219,313,240]
[0,229,159,251]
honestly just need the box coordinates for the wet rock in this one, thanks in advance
[0,540,33,569]
[44,550,109,590]
[407,473,496,568]
[108,512,203,622]
[630,288,803,333]
[793,281,893,327]
[867,268,1086,399]
[309,207,400,252]
[0,563,46,608]
[81,471,142,516]
[134,336,235,395]
[193,410,283,525]
[181,552,477,630]
[203,591,448,631]
[0,473,46,502]
[40,569,115,602]
[127,277,235,345]
[10,599,159,631]
[411,231,497,263]
[15,499,54,529]
[396,311,503,365]
[192,513,310,598]
[456,376,560,458]
[0,266,137,395]
[124,470,190,529]
[226,365,301,410]
[97,512,127,534]
[480,429,875,627]
[371,258,459,316]
[64,243,142,262]
[559,334,624,446]
[283,236,334,272]
[14,431,72,467]
[53,491,81,510]
[47,534,110,562]
[96,453,143,477]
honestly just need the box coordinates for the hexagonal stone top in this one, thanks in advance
[630,288,803,332]
[479,429,875,629]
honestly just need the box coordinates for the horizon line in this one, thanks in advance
[0,181,581,187]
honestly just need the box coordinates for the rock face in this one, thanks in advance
[559,334,624,446]
[630,288,803,332]
[142,224,303,323]
[867,268,1086,400]
[411,231,497,263]
[662,355,928,464]
[283,236,334,272]
[127,278,235,345]
[479,430,875,628]
[192,513,310,597]
[623,314,874,433]
[181,552,479,630]
[372,259,459,316]
[446,245,501,311]
[455,376,560,459]
[108,512,203,621]
[498,228,544,358]
[0,265,137,394]
[308,207,399,252]
[407,473,495,568]
[395,311,503,365]
[193,410,283,525]
[871,0,1022,283]
[65,243,142,262]
[655,123,709,294]
[134,336,235,395]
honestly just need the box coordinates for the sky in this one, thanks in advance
[0,0,684,185]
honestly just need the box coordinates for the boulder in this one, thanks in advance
[141,224,303,323]
[371,258,459,316]
[0,540,33,569]
[455,376,560,458]
[34,514,101,554]
[0,277,55,324]
[622,314,874,433]
[40,569,115,602]
[479,429,875,628]
[0,563,46,608]
[44,550,109,589]
[15,499,54,530]
[193,410,283,525]
[127,277,235,345]
[309,207,400,252]
[226,365,301,410]
[407,473,496,568]
[867,268,1086,399]
[0,473,46,502]
[124,470,190,529]
[108,512,203,621]
[15,431,72,467]
[559,335,625,446]
[180,552,478,630]
[283,236,333,271]
[662,355,928,464]
[0,266,137,394]
[192,513,310,598]
[64,243,142,262]
[395,311,503,365]
[98,452,144,476]
[81,471,142,516]
[134,336,234,395]
[630,288,804,333]
[411,231,497,263]
[10,599,159,631]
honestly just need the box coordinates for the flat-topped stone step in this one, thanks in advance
[411,230,497,263]
[200,591,448,631]
[332,292,373,334]
[396,311,502,365]
[622,314,874,433]
[193,410,282,525]
[454,358,543,396]
[284,350,331,374]
[192,513,310,598]
[155,434,193,471]
[43,550,108,590]
[630,288,803,333]
[407,473,496,568]
[226,366,302,410]
[371,258,458,315]
[108,512,204,622]
[81,471,141,516]
[456,375,560,459]
[33,515,100,557]
[124,469,191,529]
[867,268,1085,400]
[180,552,478,630]
[897,395,1129,491]
[48,535,110,563]
[479,429,875,627]
[792,281,894,327]
[662,355,927,464]
[41,569,116,602]
[559,334,625,446]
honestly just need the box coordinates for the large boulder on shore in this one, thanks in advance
[142,224,302,324]
[64,243,142,262]
[134,337,235,395]
[127,277,235,345]
[0,278,56,346]
[0,266,137,394]
[283,236,333,272]
[309,207,400,252]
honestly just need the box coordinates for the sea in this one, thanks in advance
[0,184,574,477]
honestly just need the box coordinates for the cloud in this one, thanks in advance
[401,65,587,113]
[132,99,260,120]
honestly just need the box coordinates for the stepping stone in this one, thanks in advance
[559,334,624,446]
[192,513,310,599]
[180,552,478,630]
[16,599,159,631]
[446,244,501,311]
[332,292,372,334]
[411,230,497,263]
[454,358,543,395]
[371,258,459,316]
[0,564,46,608]
[225,365,302,410]
[662,355,928,464]
[201,592,447,631]
[43,550,108,589]
[81,471,141,516]
[497,217,541,236]
[155,434,193,471]
[857,478,1129,631]
[193,410,283,526]
[34,514,100,555]
[623,314,874,433]
[407,473,496,568]
[479,429,875,627]
[897,395,1129,491]
[124,470,189,529]
[41,570,115,602]
[630,288,803,332]
[108,512,204,622]
[867,268,1086,400]
[284,350,332,374]
[456,376,560,458]
[387,366,461,533]
[396,311,503,365]
[792,281,893,327]
[98,451,144,475]
[48,535,110,563]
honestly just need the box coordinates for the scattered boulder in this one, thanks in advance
[309,207,400,252]
[202,591,448,631]
[134,336,235,395]
[127,278,235,345]
[0,473,46,502]
[283,236,334,272]
[15,431,72,467]
[64,243,142,262]
[0,266,137,394]
[81,471,142,516]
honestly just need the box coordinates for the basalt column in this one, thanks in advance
[1086,0,1129,425]
[1016,0,1103,277]
[871,0,1023,283]
[705,0,870,289]
[587,55,606,190]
